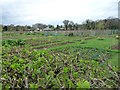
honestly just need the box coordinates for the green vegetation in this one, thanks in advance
[1,31,119,89]
[2,39,25,46]
[78,37,118,49]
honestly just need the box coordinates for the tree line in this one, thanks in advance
[1,17,120,31]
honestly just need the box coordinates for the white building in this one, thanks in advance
[43,27,53,31]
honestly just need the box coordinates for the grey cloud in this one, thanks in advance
[1,0,119,25]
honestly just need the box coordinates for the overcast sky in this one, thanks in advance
[0,0,119,25]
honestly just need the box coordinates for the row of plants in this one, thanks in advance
[2,45,119,89]
[2,39,25,47]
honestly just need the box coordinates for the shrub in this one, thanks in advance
[25,32,31,35]
[80,40,86,44]
[68,33,74,36]
[115,35,119,39]
[17,39,25,45]
[97,37,104,40]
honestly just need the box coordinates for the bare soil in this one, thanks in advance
[33,42,74,50]
[111,44,120,50]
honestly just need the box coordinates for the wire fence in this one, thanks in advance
[42,29,119,36]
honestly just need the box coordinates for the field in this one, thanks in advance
[1,31,120,89]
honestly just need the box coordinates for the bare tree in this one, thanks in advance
[63,20,69,30]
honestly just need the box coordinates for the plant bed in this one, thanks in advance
[2,46,119,88]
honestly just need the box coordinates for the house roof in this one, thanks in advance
[43,27,53,31]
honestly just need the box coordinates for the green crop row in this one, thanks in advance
[2,39,25,47]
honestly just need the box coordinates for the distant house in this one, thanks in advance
[43,27,53,31]
[32,23,47,31]
[33,28,39,32]
[28,29,31,31]
[59,27,64,30]
[36,28,40,31]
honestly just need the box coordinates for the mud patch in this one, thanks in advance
[111,45,120,50]
[31,43,40,46]
[33,42,74,50]
[85,37,93,40]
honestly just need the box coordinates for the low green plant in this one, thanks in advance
[76,79,90,89]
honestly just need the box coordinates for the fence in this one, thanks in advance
[42,29,119,36]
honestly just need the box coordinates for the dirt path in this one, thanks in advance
[111,44,120,50]
[33,42,74,50]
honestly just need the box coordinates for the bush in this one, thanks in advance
[80,40,86,44]
[17,39,25,45]
[41,33,44,36]
[68,33,74,36]
[115,35,119,39]
[97,37,104,40]
[25,32,31,35]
